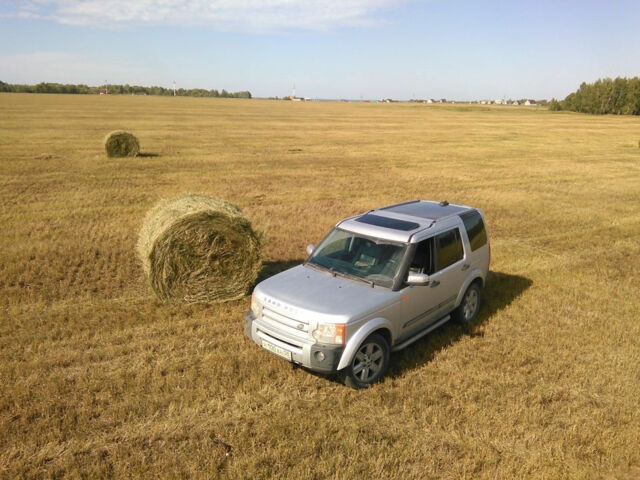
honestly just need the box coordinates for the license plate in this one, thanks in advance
[261,340,292,361]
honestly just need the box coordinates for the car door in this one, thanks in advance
[428,227,468,318]
[396,227,469,341]
[397,236,438,340]
[459,209,490,277]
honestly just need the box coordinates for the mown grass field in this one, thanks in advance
[1,93,639,479]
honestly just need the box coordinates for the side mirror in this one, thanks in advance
[407,272,430,286]
[306,244,315,256]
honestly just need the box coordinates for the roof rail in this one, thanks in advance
[335,208,375,227]
[378,199,420,211]
[407,220,437,242]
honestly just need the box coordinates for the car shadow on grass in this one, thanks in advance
[255,259,304,285]
[385,271,533,380]
[301,271,532,386]
[256,266,532,386]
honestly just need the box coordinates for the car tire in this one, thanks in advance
[452,282,482,324]
[340,333,390,389]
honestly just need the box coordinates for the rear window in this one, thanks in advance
[355,214,420,231]
[460,210,488,251]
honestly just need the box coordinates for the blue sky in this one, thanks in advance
[0,0,638,100]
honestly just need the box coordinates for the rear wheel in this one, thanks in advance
[340,333,390,389]
[452,282,481,324]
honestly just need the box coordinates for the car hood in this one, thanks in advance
[253,264,399,324]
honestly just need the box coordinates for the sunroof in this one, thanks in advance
[355,213,420,231]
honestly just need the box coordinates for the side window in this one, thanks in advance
[460,210,487,251]
[409,238,434,275]
[435,228,463,271]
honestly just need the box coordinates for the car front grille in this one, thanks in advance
[260,307,309,341]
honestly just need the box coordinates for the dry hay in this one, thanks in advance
[104,130,140,157]
[137,195,262,304]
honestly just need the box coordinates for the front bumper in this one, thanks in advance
[245,311,344,373]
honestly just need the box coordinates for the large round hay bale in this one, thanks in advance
[137,195,262,304]
[104,130,140,157]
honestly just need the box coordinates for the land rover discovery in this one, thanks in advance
[245,200,490,388]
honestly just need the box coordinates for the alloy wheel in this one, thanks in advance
[463,288,479,321]
[352,342,384,382]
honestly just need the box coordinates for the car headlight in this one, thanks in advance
[312,323,345,345]
[250,294,262,317]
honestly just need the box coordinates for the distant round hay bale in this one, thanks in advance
[137,195,262,304]
[104,130,140,157]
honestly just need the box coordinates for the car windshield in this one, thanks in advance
[307,228,407,288]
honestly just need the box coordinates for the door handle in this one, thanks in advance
[430,280,440,288]
[461,264,470,271]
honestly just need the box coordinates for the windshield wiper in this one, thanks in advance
[334,270,375,288]
[306,261,375,287]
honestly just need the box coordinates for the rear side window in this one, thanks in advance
[435,228,463,271]
[460,210,487,251]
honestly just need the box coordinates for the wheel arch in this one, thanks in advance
[336,318,393,371]
[374,327,392,348]
[455,269,484,306]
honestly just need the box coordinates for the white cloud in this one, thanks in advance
[9,0,405,31]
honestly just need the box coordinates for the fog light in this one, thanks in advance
[314,351,326,362]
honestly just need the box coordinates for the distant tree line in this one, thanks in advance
[550,77,640,115]
[0,81,251,99]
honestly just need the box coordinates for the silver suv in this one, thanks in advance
[245,200,490,388]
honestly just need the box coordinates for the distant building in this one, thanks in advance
[427,99,435,103]
[524,99,537,106]
[512,100,520,106]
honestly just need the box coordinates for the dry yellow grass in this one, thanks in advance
[1,93,639,479]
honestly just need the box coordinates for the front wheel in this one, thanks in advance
[452,283,482,324]
[340,333,390,389]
